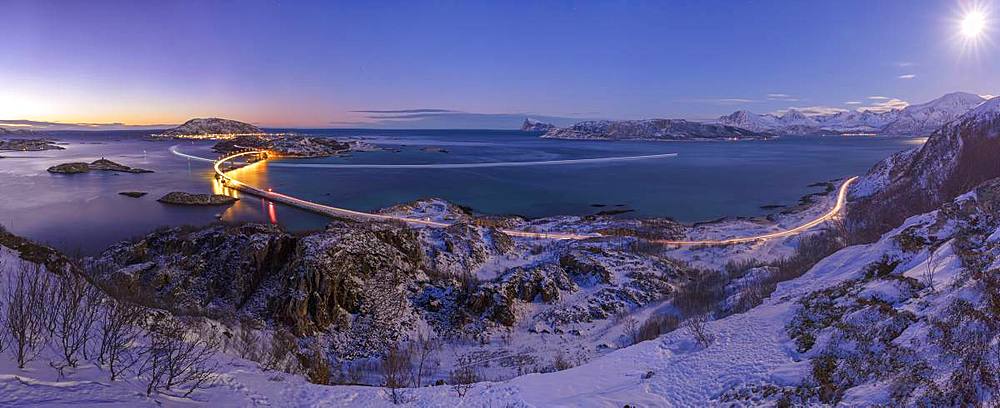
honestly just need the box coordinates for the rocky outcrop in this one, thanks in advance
[0,138,63,151]
[47,159,152,174]
[157,192,237,205]
[542,119,771,141]
[521,118,556,132]
[157,118,262,137]
[84,197,691,359]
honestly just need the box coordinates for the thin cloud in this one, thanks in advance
[350,109,459,114]
[868,96,890,100]
[715,98,755,104]
[858,98,909,113]
[897,74,916,80]
[845,101,863,105]
[896,61,916,68]
[773,106,847,116]
[0,119,173,130]
[766,93,800,102]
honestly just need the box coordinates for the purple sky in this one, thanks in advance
[1,0,997,129]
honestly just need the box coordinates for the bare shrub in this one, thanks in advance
[637,313,680,343]
[262,328,303,374]
[4,262,55,368]
[234,319,263,362]
[684,315,713,348]
[449,365,479,397]
[622,316,640,346]
[98,297,144,381]
[381,343,412,404]
[923,249,936,292]
[305,341,331,385]
[552,350,574,371]
[51,271,102,368]
[139,319,219,397]
[673,269,727,317]
[410,330,439,387]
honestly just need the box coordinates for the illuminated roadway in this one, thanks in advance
[201,148,856,244]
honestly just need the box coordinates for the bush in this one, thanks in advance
[637,313,680,343]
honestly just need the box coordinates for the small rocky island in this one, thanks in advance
[0,138,64,151]
[521,118,557,132]
[153,117,263,138]
[47,158,153,174]
[119,191,148,198]
[540,119,772,141]
[157,192,238,206]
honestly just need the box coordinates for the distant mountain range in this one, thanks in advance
[539,119,771,141]
[717,92,988,136]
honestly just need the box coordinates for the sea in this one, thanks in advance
[0,129,923,254]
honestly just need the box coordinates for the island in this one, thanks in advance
[211,134,355,158]
[47,158,153,174]
[152,117,264,139]
[0,138,64,151]
[157,192,238,206]
[541,119,772,141]
[119,191,148,198]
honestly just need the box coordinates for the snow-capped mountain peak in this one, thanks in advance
[717,91,990,137]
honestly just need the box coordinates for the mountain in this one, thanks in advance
[542,119,772,141]
[718,110,781,132]
[521,118,556,132]
[880,91,988,136]
[157,118,262,136]
[718,92,988,136]
[849,96,1000,239]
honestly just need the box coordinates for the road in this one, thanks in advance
[201,148,855,244]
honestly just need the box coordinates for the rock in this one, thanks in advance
[119,191,148,198]
[420,147,449,153]
[47,159,153,174]
[157,192,238,206]
[0,138,63,151]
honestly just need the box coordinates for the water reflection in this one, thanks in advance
[211,159,276,222]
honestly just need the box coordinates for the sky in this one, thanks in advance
[1,0,998,129]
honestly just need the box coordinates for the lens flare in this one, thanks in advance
[962,10,987,38]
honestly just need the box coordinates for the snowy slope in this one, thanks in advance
[3,178,997,406]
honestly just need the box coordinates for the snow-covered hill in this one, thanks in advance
[719,92,988,136]
[157,118,263,137]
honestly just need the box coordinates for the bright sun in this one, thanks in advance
[962,10,987,38]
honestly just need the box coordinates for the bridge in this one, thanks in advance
[208,149,856,244]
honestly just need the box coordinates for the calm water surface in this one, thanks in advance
[0,129,923,254]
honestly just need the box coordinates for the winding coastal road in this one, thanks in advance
[174,146,855,244]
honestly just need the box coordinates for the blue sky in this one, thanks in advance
[1,0,997,128]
